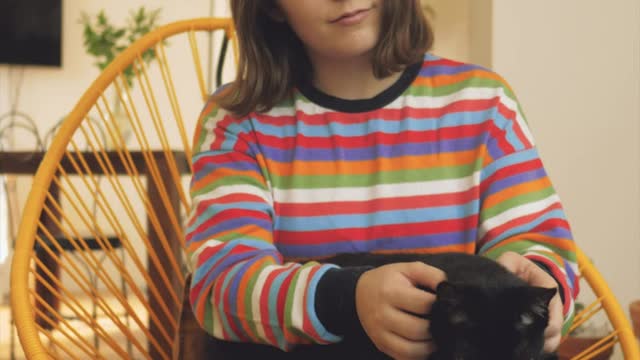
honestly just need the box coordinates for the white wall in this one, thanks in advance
[427,0,472,63]
[469,0,492,69]
[491,0,640,335]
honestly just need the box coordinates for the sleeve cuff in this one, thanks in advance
[314,266,373,338]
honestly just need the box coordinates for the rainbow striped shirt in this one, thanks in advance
[186,53,579,351]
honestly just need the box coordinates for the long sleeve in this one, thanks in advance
[475,79,580,336]
[186,100,343,351]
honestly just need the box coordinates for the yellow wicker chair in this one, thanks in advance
[10,17,237,360]
[10,17,640,360]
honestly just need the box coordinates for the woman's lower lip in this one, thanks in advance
[333,9,370,26]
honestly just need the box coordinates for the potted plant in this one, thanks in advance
[79,7,162,147]
[80,6,162,86]
[557,302,614,360]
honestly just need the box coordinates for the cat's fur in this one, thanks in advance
[207,252,558,360]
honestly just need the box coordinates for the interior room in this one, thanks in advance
[1,0,638,359]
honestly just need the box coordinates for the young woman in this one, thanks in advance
[186,1,578,359]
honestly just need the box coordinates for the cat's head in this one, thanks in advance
[430,281,556,360]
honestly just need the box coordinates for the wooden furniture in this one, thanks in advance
[2,150,188,356]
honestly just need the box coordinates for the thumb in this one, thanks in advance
[401,262,447,291]
[496,251,524,274]
[496,251,520,270]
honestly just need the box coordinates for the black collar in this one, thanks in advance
[297,60,422,113]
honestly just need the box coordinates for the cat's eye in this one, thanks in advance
[515,312,537,331]
[520,313,534,326]
[450,310,468,325]
[531,303,547,316]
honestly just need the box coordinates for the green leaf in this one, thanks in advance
[113,29,126,39]
[81,6,165,86]
[97,11,107,26]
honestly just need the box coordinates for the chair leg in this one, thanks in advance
[35,180,61,330]
[34,249,60,330]
[121,247,133,357]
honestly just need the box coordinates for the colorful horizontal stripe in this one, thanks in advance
[186,53,579,350]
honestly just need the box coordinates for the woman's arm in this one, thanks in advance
[474,75,579,336]
[186,100,344,350]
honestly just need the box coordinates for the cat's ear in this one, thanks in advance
[531,287,556,305]
[528,287,557,316]
[436,281,459,302]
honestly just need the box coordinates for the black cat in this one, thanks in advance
[206,252,558,360]
[321,252,558,360]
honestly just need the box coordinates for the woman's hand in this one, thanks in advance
[355,262,446,360]
[496,251,563,353]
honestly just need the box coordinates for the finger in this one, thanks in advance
[383,307,431,341]
[498,252,558,290]
[496,251,524,274]
[544,333,561,353]
[544,295,563,352]
[545,295,563,338]
[377,330,435,360]
[389,286,437,316]
[401,262,446,292]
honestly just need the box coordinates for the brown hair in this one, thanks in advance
[217,0,434,117]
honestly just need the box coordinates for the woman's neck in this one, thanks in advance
[308,52,403,100]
